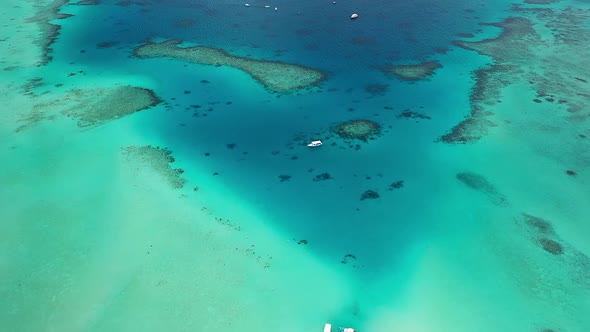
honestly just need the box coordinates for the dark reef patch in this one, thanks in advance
[538,238,564,255]
[388,180,404,190]
[175,18,197,28]
[122,145,186,188]
[365,84,388,96]
[524,0,558,3]
[380,61,442,81]
[457,32,475,38]
[279,175,291,182]
[522,214,555,235]
[397,111,431,120]
[21,77,44,96]
[332,119,381,142]
[313,172,332,181]
[71,0,102,5]
[360,190,380,200]
[341,254,357,264]
[456,172,508,206]
[96,41,118,48]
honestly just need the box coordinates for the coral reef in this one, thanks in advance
[365,84,388,95]
[313,172,332,181]
[96,41,118,48]
[538,238,564,255]
[381,61,442,81]
[332,119,381,142]
[518,213,590,282]
[456,172,508,206]
[360,190,380,200]
[522,214,555,235]
[62,86,162,127]
[524,0,558,3]
[133,39,326,93]
[71,0,102,5]
[278,175,291,182]
[388,180,404,190]
[397,111,431,120]
[501,212,590,327]
[122,145,186,188]
[18,85,161,131]
[341,254,357,264]
[28,0,71,66]
[443,7,590,143]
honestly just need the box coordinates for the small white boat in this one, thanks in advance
[264,5,270,8]
[351,13,359,19]
[307,140,323,147]
[324,324,355,332]
[244,3,250,6]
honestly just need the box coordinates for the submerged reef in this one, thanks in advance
[28,0,71,66]
[524,0,558,3]
[506,213,590,326]
[397,111,431,120]
[122,145,186,189]
[520,213,566,256]
[388,180,404,190]
[332,119,381,142]
[313,172,332,181]
[71,0,102,5]
[538,238,564,255]
[133,39,326,93]
[518,213,590,282]
[360,190,380,200]
[443,7,590,143]
[17,85,161,131]
[365,84,389,96]
[522,214,555,236]
[62,86,161,127]
[0,0,70,68]
[381,61,442,81]
[278,175,291,182]
[456,172,508,206]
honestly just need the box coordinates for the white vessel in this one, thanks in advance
[307,140,323,147]
[324,324,355,332]
[351,13,359,19]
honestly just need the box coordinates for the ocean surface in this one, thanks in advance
[1,0,590,331]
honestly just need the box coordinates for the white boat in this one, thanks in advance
[324,324,355,332]
[307,140,323,147]
[351,13,359,19]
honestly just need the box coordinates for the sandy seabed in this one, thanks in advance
[1,0,590,332]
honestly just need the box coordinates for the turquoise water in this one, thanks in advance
[2,0,590,331]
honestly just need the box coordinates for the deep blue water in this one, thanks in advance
[54,0,517,277]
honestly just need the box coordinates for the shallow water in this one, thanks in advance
[1,0,590,331]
